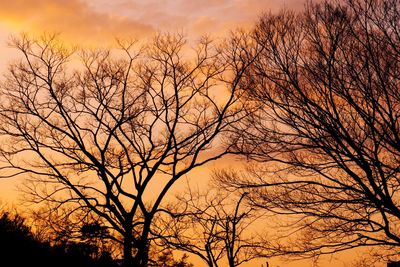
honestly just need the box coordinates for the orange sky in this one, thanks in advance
[0,0,307,191]
[0,0,306,41]
[0,1,384,267]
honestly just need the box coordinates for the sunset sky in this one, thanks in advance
[0,0,309,74]
[0,0,306,41]
[0,1,378,267]
[0,0,305,196]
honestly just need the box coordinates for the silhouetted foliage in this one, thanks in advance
[30,205,117,260]
[221,0,400,262]
[0,209,117,267]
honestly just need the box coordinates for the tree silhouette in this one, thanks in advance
[0,32,252,266]
[149,248,193,267]
[157,188,263,267]
[223,0,400,260]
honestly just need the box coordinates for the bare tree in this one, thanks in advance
[148,247,193,267]
[223,0,400,261]
[156,187,264,267]
[0,32,252,266]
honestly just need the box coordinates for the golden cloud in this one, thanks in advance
[0,0,154,46]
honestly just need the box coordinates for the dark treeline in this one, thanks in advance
[0,210,115,267]
[0,209,192,267]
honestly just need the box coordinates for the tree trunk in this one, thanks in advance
[123,229,134,267]
[133,244,149,267]
[133,225,150,267]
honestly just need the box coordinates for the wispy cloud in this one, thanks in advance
[0,0,154,45]
[83,0,308,37]
[0,0,310,44]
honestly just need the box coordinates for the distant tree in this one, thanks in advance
[30,204,116,260]
[0,32,253,266]
[223,0,400,261]
[80,221,112,259]
[157,187,263,267]
[149,248,193,267]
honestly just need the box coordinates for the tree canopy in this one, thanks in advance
[0,33,252,266]
[221,0,400,260]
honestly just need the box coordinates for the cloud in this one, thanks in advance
[95,0,308,36]
[0,0,154,45]
[0,0,313,46]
